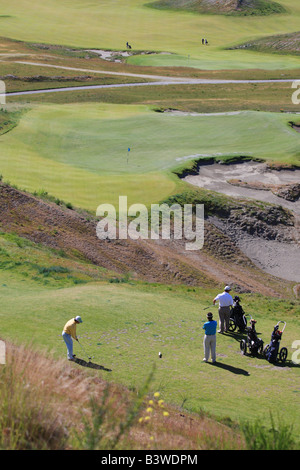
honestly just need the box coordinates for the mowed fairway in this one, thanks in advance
[127,50,300,71]
[0,0,300,70]
[1,103,299,211]
[1,265,300,437]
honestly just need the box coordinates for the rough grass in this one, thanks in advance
[9,79,300,116]
[147,0,286,16]
[231,30,300,55]
[0,107,22,136]
[1,340,297,449]
[0,341,248,449]
[0,231,112,288]
[0,343,69,449]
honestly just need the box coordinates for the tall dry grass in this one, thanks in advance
[0,341,245,450]
[0,342,70,449]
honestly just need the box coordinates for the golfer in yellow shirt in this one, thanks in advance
[62,316,83,361]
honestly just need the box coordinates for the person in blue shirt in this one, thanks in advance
[202,312,217,363]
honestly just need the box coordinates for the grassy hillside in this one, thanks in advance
[2,341,249,449]
[232,30,300,55]
[147,0,287,16]
[0,182,299,448]
[0,228,299,443]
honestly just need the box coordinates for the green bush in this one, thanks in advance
[241,413,296,450]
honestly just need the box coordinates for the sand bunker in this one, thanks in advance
[85,49,132,62]
[184,161,300,282]
[184,161,300,215]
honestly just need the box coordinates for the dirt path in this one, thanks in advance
[5,60,297,97]
[14,61,191,81]
[15,61,298,84]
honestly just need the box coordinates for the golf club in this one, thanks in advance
[204,304,218,310]
[77,340,93,362]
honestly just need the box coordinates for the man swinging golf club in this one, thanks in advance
[62,316,83,361]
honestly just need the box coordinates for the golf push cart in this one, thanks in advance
[228,296,247,333]
[263,321,288,364]
[240,317,264,357]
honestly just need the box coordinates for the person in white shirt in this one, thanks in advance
[213,286,233,333]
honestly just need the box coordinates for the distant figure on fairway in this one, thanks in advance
[62,316,83,361]
[126,42,132,49]
[203,312,217,363]
[202,38,204,45]
[213,286,233,333]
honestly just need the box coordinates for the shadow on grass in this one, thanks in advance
[74,356,112,372]
[208,361,250,376]
[226,329,263,342]
[267,360,300,369]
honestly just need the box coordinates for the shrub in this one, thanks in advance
[241,413,296,450]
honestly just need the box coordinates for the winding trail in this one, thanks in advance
[6,60,298,97]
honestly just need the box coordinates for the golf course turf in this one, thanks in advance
[0,103,299,210]
[1,253,299,437]
[0,0,299,70]
[0,0,300,450]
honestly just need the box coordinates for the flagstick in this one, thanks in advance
[127,147,130,165]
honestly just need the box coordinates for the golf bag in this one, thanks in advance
[240,319,263,356]
[229,296,247,332]
[248,320,264,354]
[265,325,282,363]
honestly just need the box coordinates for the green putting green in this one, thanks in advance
[0,103,299,210]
